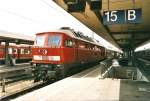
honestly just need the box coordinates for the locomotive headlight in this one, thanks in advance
[48,56,60,61]
[33,55,60,61]
[33,55,42,60]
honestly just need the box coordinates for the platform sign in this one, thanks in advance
[103,8,142,25]
[126,9,142,24]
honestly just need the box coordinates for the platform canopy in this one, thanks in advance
[0,30,34,45]
[54,0,150,51]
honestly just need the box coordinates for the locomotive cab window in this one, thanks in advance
[48,35,61,47]
[35,35,45,46]
[65,40,73,47]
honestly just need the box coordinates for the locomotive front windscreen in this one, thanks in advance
[35,35,45,46]
[48,35,61,47]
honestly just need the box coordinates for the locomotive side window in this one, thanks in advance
[65,40,73,47]
[79,42,85,49]
[48,35,61,47]
[35,35,45,46]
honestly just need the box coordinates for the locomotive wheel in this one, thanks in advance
[60,67,66,79]
[34,77,40,82]
[33,70,40,82]
[42,70,50,82]
[55,67,61,80]
[55,66,66,80]
[34,74,41,82]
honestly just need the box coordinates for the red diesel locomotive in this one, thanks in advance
[32,28,106,81]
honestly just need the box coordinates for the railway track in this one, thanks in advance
[0,67,55,101]
[0,79,55,101]
[0,74,32,85]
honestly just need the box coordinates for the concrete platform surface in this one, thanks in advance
[119,80,150,101]
[12,65,150,101]
[12,66,120,101]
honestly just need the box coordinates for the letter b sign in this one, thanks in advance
[126,9,142,23]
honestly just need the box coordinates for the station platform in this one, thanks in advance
[0,62,30,69]
[12,65,150,101]
[0,63,32,83]
[0,63,32,79]
[0,63,31,75]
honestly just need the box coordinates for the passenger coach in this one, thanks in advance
[0,45,32,64]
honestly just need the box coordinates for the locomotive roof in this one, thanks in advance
[36,29,103,47]
[58,29,103,47]
[36,29,76,39]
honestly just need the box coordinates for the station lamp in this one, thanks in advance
[88,0,102,10]
[64,0,86,12]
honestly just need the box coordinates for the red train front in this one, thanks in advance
[32,28,106,81]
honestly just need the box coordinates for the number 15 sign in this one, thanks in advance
[103,8,142,25]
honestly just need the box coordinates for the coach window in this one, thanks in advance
[24,49,29,54]
[13,48,17,54]
[8,48,13,54]
[65,40,73,47]
[20,49,24,54]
